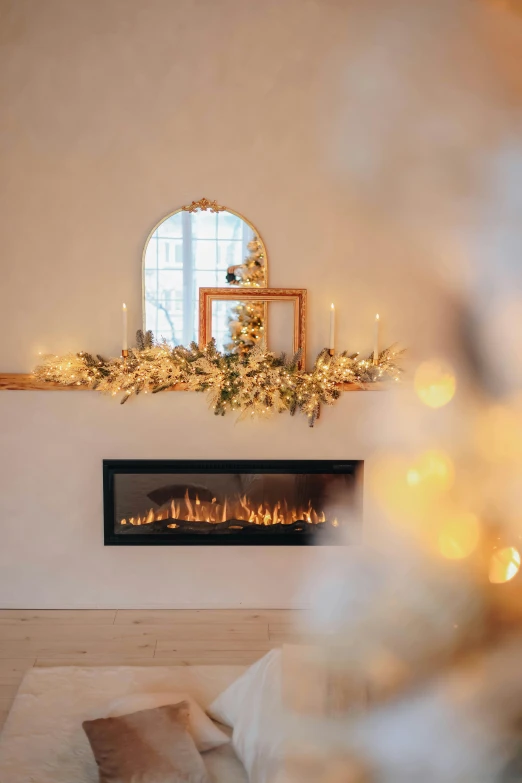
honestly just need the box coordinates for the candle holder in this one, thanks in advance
[122,349,129,359]
[329,348,335,356]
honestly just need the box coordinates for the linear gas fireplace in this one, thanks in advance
[103,460,363,546]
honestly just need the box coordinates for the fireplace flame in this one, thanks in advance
[120,488,333,528]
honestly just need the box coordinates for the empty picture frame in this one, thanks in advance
[199,288,307,369]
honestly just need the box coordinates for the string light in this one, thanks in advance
[33,338,403,426]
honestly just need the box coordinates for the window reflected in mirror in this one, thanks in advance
[212,300,267,355]
[143,205,267,347]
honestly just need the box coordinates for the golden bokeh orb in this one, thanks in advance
[408,449,455,493]
[414,360,456,408]
[438,512,480,560]
[489,546,521,584]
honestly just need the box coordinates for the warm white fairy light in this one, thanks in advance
[33,334,403,426]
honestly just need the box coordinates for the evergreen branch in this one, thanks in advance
[33,331,404,427]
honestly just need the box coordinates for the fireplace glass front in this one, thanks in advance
[103,460,362,546]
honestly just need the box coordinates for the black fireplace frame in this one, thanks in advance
[103,459,363,546]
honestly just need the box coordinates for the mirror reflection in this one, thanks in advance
[210,299,297,356]
[143,206,267,347]
[212,300,266,355]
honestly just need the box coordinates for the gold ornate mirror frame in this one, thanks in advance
[179,200,269,280]
[141,197,269,335]
[199,288,307,369]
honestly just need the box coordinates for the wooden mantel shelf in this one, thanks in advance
[0,373,383,392]
[0,374,190,391]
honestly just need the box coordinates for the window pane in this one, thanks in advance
[212,300,239,353]
[218,241,243,269]
[145,302,159,333]
[144,239,158,270]
[157,238,182,268]
[217,212,243,240]
[153,305,183,345]
[156,310,172,333]
[156,212,183,238]
[193,239,218,269]
[156,270,183,298]
[194,269,221,290]
[144,268,157,286]
[144,271,158,303]
[192,211,217,239]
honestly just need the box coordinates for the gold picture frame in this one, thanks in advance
[199,288,307,369]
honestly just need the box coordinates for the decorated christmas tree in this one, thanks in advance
[225,235,266,288]
[225,301,265,355]
[225,236,266,355]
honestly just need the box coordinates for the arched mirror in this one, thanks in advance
[143,198,268,349]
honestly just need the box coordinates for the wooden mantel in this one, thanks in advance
[0,374,189,391]
[0,373,380,392]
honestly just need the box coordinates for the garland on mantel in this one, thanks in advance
[34,331,404,426]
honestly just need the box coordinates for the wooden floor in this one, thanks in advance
[0,609,301,731]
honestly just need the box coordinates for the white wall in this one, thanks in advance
[1,392,379,608]
[0,0,454,608]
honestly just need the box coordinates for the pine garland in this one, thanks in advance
[34,331,404,427]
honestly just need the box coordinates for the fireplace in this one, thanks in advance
[103,460,363,546]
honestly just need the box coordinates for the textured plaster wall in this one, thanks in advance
[0,0,454,607]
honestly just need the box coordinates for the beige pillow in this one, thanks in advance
[83,701,209,783]
[106,692,230,752]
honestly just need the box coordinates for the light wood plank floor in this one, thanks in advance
[0,609,301,731]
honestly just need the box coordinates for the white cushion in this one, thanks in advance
[107,692,230,752]
[208,649,284,783]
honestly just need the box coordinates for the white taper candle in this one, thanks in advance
[122,303,128,351]
[373,313,380,365]
[329,303,335,352]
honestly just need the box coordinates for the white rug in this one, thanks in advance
[0,664,248,783]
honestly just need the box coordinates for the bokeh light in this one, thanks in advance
[414,360,456,408]
[489,546,521,584]
[370,455,425,520]
[371,450,456,532]
[407,449,455,492]
[438,512,480,560]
